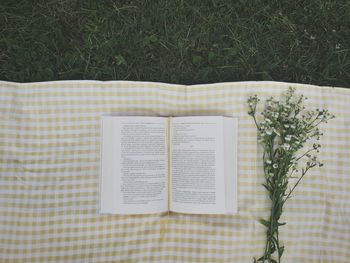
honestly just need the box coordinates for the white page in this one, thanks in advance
[224,117,238,214]
[169,116,226,214]
[100,116,168,214]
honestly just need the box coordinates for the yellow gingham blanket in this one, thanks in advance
[1,81,349,262]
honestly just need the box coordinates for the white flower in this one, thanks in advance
[266,160,272,164]
[266,130,272,135]
[282,143,290,150]
[284,124,290,128]
[273,163,278,169]
[285,135,292,141]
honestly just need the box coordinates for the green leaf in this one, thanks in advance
[149,35,157,43]
[115,55,126,66]
[256,256,265,261]
[208,51,215,62]
[262,183,271,192]
[192,55,202,65]
[256,256,277,263]
[143,35,158,47]
[258,218,270,227]
[278,246,285,257]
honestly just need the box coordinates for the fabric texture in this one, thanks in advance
[0,80,349,262]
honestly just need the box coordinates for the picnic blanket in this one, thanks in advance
[1,80,349,262]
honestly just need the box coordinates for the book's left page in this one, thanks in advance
[99,116,169,215]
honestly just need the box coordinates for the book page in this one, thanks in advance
[224,117,238,214]
[169,116,226,214]
[100,116,168,214]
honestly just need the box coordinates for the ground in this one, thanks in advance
[1,0,349,87]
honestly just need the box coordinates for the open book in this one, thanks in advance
[99,116,238,215]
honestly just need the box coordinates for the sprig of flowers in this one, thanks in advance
[248,87,334,263]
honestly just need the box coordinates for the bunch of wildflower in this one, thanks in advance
[248,87,334,263]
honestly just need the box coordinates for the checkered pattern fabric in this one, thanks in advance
[1,81,349,262]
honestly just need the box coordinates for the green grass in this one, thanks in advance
[1,0,349,87]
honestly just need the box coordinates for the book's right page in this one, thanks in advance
[224,117,238,214]
[169,116,237,214]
